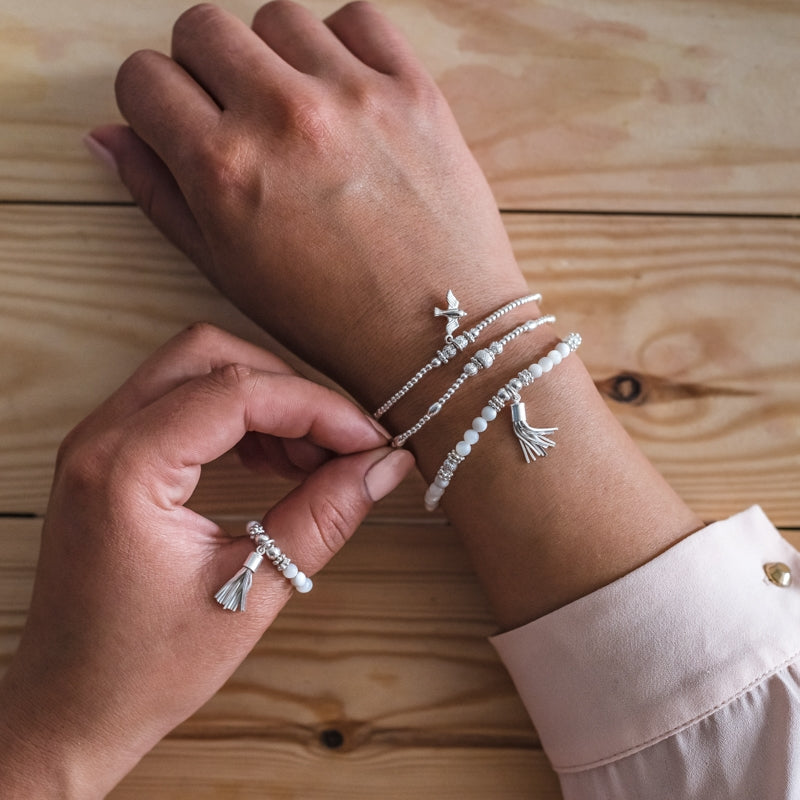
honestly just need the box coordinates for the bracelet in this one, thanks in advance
[391,315,555,448]
[373,290,542,419]
[215,521,313,612]
[424,333,582,511]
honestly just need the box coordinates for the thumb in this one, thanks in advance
[216,447,415,609]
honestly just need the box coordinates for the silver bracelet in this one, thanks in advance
[373,290,542,419]
[391,315,555,448]
[424,333,582,511]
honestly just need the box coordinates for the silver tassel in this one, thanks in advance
[215,551,264,612]
[511,401,558,463]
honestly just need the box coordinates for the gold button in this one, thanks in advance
[764,562,792,587]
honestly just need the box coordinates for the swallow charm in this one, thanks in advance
[434,290,467,338]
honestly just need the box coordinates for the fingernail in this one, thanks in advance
[365,413,392,441]
[365,449,415,502]
[83,133,118,173]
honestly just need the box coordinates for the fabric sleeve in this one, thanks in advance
[491,506,800,799]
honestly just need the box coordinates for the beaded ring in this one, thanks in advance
[391,315,555,448]
[424,333,582,511]
[374,291,542,419]
[214,521,313,612]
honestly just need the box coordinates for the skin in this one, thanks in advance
[1,1,703,795]
[0,324,413,796]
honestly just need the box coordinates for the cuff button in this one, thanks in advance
[764,562,792,588]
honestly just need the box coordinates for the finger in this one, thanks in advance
[120,365,390,501]
[252,0,363,77]
[115,48,220,170]
[171,4,301,109]
[71,324,300,444]
[217,446,414,609]
[87,125,210,271]
[266,447,415,573]
[325,1,424,77]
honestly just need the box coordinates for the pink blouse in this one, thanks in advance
[492,506,800,798]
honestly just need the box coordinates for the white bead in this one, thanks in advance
[455,440,471,457]
[296,577,313,594]
[547,349,563,365]
[529,364,543,378]
[556,342,571,358]
[424,497,439,512]
[472,417,488,433]
[538,356,554,372]
[428,483,445,499]
[434,475,450,488]
[463,429,479,445]
[291,571,307,588]
[282,563,299,580]
[481,406,497,421]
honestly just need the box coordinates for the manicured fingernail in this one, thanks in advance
[365,449,415,502]
[365,413,392,441]
[83,133,118,173]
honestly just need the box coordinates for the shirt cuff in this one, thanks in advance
[491,506,800,772]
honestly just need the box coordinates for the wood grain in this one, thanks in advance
[108,740,563,799]
[1,0,799,212]
[0,205,798,524]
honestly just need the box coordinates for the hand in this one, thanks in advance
[88,0,533,410]
[0,323,413,798]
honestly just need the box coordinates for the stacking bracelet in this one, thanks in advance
[391,315,555,448]
[373,291,541,419]
[424,333,582,511]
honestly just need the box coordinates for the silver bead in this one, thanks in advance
[509,378,523,391]
[444,344,457,357]
[454,335,468,350]
[474,349,494,369]
[431,357,442,368]
[489,341,503,355]
[428,402,442,416]
[566,332,582,351]
[497,388,510,401]
[464,363,479,376]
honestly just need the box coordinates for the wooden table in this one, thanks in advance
[1,1,799,796]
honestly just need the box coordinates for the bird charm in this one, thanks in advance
[434,290,467,338]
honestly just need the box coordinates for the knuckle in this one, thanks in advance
[173,3,223,40]
[255,0,300,24]
[308,495,359,557]
[180,321,225,352]
[286,101,334,147]
[208,362,254,392]
[115,49,159,100]
[55,431,118,500]
[198,135,266,207]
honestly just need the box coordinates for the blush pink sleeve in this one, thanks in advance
[491,506,800,798]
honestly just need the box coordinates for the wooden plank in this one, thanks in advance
[1,0,800,212]
[1,205,798,523]
[108,740,563,799]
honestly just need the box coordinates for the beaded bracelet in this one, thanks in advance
[215,521,312,611]
[424,333,582,511]
[391,315,555,448]
[373,291,542,419]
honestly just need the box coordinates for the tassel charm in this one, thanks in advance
[511,401,557,463]
[215,551,264,612]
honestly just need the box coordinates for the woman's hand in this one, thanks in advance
[87,0,532,410]
[0,323,413,798]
